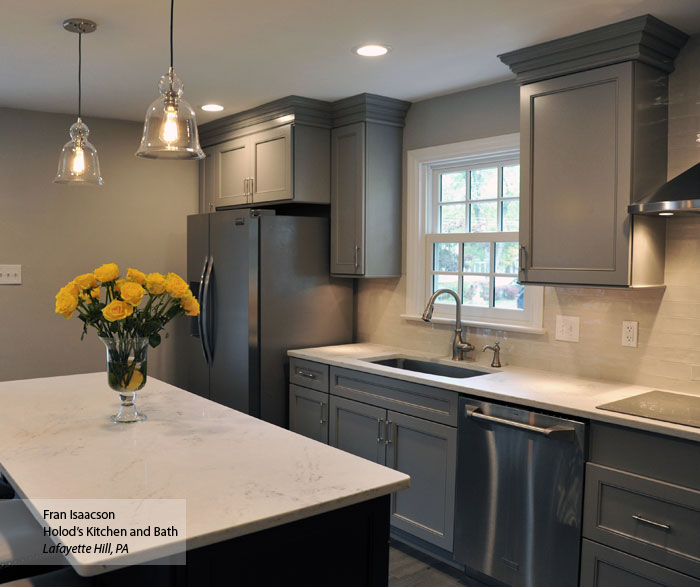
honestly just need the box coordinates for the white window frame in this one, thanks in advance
[404,133,545,334]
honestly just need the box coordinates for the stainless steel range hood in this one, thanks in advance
[629,162,700,215]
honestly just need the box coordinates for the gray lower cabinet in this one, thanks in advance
[329,394,457,551]
[582,423,700,586]
[289,384,328,444]
[581,540,700,587]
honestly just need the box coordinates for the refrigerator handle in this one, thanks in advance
[197,256,210,364]
[200,256,214,365]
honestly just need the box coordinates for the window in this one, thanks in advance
[405,134,543,333]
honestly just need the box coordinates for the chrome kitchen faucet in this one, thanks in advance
[421,289,475,361]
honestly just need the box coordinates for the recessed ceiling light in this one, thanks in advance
[658,212,674,216]
[201,104,224,112]
[353,44,391,57]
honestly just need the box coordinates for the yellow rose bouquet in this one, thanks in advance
[55,263,199,422]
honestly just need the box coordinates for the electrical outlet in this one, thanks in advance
[555,315,580,342]
[0,265,21,285]
[622,320,638,347]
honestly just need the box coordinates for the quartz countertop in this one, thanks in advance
[288,343,700,442]
[0,373,409,574]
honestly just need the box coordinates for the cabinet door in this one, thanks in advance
[386,411,456,551]
[251,125,293,203]
[289,384,328,444]
[520,62,633,285]
[331,123,365,275]
[329,395,385,465]
[204,137,251,209]
[580,539,700,587]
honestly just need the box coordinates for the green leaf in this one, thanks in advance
[149,332,161,348]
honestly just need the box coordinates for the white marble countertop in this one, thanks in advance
[0,373,409,575]
[288,343,700,442]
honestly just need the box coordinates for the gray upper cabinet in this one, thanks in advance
[330,94,410,278]
[500,15,688,287]
[198,96,332,211]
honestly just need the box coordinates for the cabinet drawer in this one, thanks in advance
[330,367,458,427]
[289,358,329,392]
[584,463,700,579]
[581,539,700,587]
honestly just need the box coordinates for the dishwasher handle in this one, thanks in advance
[465,406,576,442]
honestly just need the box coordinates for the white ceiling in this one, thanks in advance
[2,0,699,124]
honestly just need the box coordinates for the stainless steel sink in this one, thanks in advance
[366,357,487,379]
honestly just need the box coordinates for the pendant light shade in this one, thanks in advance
[54,19,103,186]
[135,69,204,159]
[55,119,103,184]
[135,0,204,160]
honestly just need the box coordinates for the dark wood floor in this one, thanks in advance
[389,541,487,587]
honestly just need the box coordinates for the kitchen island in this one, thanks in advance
[0,373,409,586]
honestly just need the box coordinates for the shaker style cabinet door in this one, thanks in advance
[519,63,633,286]
[202,138,251,210]
[331,123,365,275]
[251,125,293,204]
[289,384,329,444]
[329,395,385,465]
[385,411,457,551]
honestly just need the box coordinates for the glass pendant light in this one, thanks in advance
[135,0,204,159]
[54,19,103,185]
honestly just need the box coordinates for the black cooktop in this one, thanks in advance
[597,390,700,429]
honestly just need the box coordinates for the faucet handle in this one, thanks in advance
[482,341,501,368]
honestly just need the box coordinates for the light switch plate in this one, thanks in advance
[0,265,21,285]
[622,320,638,347]
[555,315,580,342]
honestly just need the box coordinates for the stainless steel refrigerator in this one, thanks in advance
[181,209,353,427]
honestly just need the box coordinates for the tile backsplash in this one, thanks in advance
[356,35,700,395]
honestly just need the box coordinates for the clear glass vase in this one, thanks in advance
[100,337,149,423]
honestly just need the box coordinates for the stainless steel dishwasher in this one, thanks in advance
[454,397,586,587]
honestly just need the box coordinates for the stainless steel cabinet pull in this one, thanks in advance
[249,177,254,198]
[385,420,393,445]
[465,406,575,442]
[377,418,384,443]
[319,401,326,425]
[296,369,316,379]
[354,245,360,269]
[519,244,527,272]
[632,515,671,530]
[244,178,249,199]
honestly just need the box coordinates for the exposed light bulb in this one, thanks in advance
[161,106,179,145]
[72,146,85,174]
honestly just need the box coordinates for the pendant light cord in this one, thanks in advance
[170,0,174,70]
[77,28,82,118]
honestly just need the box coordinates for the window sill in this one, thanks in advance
[400,314,547,335]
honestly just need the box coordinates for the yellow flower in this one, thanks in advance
[80,287,101,302]
[102,300,134,322]
[145,272,166,295]
[180,294,200,317]
[56,281,80,298]
[74,273,98,290]
[55,291,78,319]
[126,268,147,285]
[114,279,127,293]
[164,272,190,298]
[94,263,119,283]
[120,282,145,306]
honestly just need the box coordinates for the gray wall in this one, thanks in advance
[403,80,519,151]
[356,36,700,394]
[0,108,199,384]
